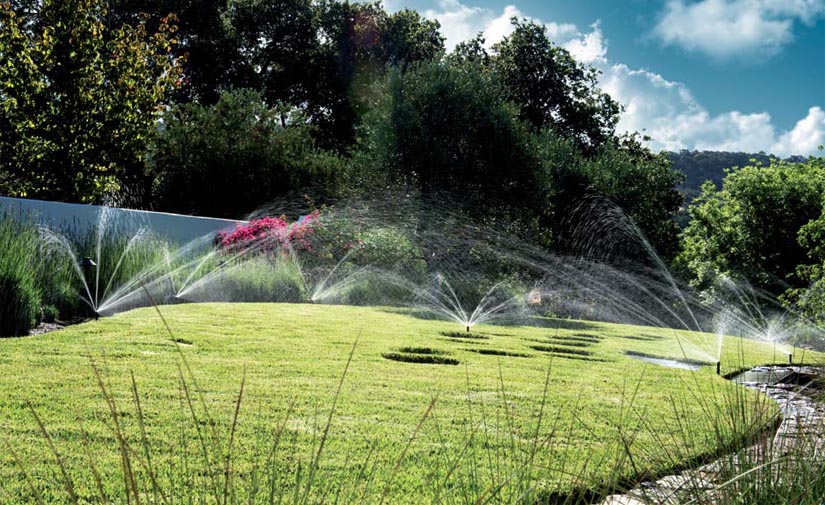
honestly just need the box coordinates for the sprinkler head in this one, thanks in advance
[716,361,721,375]
[80,257,96,269]
[466,325,470,333]
[789,353,793,365]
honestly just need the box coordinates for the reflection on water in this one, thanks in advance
[626,351,702,371]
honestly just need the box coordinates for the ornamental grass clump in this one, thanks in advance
[0,214,42,336]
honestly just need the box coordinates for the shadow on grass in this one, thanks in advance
[529,345,594,357]
[382,352,460,365]
[441,331,490,340]
[463,348,532,358]
[617,334,665,342]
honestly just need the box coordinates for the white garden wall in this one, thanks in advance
[0,196,244,244]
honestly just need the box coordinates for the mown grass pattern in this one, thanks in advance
[0,303,821,503]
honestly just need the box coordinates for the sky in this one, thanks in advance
[382,0,825,157]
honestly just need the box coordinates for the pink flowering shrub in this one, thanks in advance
[216,210,321,253]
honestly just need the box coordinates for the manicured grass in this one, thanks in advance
[0,303,819,503]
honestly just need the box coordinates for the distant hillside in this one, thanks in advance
[667,150,808,202]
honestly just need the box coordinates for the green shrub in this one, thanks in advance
[0,212,44,336]
[0,271,40,337]
[40,304,59,323]
[351,226,426,279]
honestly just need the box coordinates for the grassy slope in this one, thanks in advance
[0,303,819,503]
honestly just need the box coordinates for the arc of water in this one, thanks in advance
[97,255,192,314]
[98,228,151,306]
[177,235,294,300]
[38,227,96,311]
[467,282,519,327]
[93,207,114,309]
[535,258,718,362]
[433,275,469,325]
[310,249,356,302]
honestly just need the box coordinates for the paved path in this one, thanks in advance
[601,366,825,505]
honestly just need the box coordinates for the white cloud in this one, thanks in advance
[653,0,825,61]
[403,0,824,157]
[419,0,501,50]
[421,0,607,63]
[773,107,825,155]
[601,64,824,156]
[481,5,523,46]
[563,23,608,64]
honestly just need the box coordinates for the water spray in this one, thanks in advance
[80,257,99,320]
[716,361,721,375]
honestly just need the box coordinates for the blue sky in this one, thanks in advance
[383,0,825,156]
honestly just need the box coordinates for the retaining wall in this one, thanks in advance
[0,196,244,244]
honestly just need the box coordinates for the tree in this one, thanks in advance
[307,2,444,148]
[110,0,236,105]
[150,89,342,218]
[787,194,825,323]
[375,8,443,67]
[489,19,620,149]
[230,0,320,108]
[362,61,551,231]
[103,1,443,152]
[665,149,807,203]
[574,134,684,259]
[0,0,182,203]
[677,157,825,294]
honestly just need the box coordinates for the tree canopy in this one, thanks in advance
[1,0,688,264]
[677,157,825,294]
[0,0,182,203]
[151,89,341,218]
[490,19,620,148]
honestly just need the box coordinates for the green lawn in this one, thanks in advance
[0,303,818,503]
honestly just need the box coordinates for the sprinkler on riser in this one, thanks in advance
[466,325,470,333]
[789,353,793,365]
[80,257,99,320]
[716,361,721,375]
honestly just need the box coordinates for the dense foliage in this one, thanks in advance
[0,0,182,203]
[0,217,41,336]
[364,62,549,230]
[678,157,825,300]
[151,90,341,217]
[15,0,822,277]
[790,200,825,323]
[489,21,620,149]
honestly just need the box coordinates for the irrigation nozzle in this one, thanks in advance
[466,325,470,333]
[80,256,97,270]
[789,353,793,365]
[80,257,98,321]
[716,361,721,375]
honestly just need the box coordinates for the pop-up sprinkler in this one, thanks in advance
[789,353,793,365]
[716,361,721,375]
[466,325,470,333]
[80,257,99,320]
